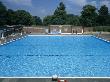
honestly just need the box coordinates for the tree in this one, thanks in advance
[6,9,16,25]
[43,2,67,25]
[43,16,53,25]
[107,14,110,26]
[98,5,109,26]
[80,5,97,27]
[52,2,67,25]
[0,1,7,26]
[15,10,34,26]
[52,15,66,25]
[33,16,42,25]
[66,14,80,26]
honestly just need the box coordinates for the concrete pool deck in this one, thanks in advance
[98,34,110,41]
[84,32,110,41]
[1,77,110,82]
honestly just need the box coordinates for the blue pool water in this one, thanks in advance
[0,35,110,77]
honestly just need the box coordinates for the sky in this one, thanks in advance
[0,0,110,19]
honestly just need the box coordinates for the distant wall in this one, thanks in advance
[49,25,72,33]
[72,26,82,33]
[23,26,48,34]
[84,27,93,32]
[23,26,94,34]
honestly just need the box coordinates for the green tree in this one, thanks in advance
[52,2,67,25]
[43,2,67,25]
[98,5,109,26]
[6,9,16,25]
[15,10,34,26]
[66,14,80,26]
[43,15,53,25]
[80,5,97,27]
[33,16,42,25]
[107,14,110,25]
[0,1,7,26]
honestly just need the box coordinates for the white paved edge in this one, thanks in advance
[0,36,27,46]
[28,35,93,36]
[0,77,110,78]
[93,36,110,43]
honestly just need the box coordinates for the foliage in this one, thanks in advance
[0,1,7,26]
[80,5,98,27]
[52,16,66,25]
[97,5,109,26]
[66,14,80,26]
[0,0,110,29]
[43,2,67,25]
[15,10,34,26]
[43,16,53,25]
[107,14,110,25]
[33,16,42,25]
[53,2,67,25]
[0,1,42,26]
[93,26,110,32]
[6,9,16,25]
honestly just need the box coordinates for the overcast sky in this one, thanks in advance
[0,0,110,19]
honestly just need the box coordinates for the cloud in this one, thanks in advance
[66,0,87,6]
[6,0,32,6]
[89,1,97,7]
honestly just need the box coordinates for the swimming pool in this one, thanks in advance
[0,35,110,77]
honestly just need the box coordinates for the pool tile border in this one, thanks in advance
[28,34,93,36]
[1,34,109,46]
[0,77,110,78]
[92,35,110,43]
[0,36,27,46]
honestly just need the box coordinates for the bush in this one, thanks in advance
[93,26,110,32]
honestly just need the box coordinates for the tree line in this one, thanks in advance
[43,2,80,26]
[0,1,110,27]
[0,1,42,26]
[43,2,110,27]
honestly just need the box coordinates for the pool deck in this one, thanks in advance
[0,33,27,45]
[98,34,110,41]
[0,78,110,82]
[29,32,110,41]
[84,32,110,41]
